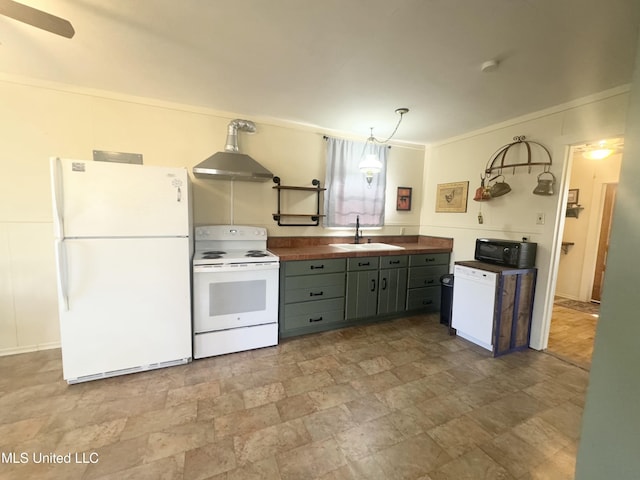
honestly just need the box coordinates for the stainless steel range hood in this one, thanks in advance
[193,119,273,182]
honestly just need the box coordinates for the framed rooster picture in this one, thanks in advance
[436,181,468,213]
[396,187,412,211]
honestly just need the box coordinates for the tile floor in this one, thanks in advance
[547,303,598,370]
[0,314,587,480]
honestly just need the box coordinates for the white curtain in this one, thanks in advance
[324,137,387,227]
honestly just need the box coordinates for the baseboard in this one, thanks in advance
[0,342,61,357]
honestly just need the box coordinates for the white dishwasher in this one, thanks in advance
[452,264,497,351]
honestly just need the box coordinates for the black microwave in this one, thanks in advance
[474,238,537,269]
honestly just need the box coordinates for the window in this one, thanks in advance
[323,137,387,227]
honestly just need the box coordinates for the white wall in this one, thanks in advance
[555,150,622,301]
[419,89,629,350]
[0,75,425,355]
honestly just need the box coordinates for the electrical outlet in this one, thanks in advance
[536,213,545,225]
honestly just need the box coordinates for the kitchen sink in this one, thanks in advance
[329,243,405,251]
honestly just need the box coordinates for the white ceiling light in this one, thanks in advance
[579,138,624,160]
[583,148,614,160]
[359,108,409,185]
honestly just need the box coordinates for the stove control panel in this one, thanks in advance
[196,225,267,241]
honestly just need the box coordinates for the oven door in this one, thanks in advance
[193,263,279,333]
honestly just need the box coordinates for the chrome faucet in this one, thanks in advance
[354,215,361,244]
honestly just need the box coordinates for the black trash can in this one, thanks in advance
[440,273,454,326]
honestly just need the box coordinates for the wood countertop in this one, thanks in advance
[267,235,453,261]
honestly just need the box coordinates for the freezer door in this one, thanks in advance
[51,157,190,238]
[56,237,192,382]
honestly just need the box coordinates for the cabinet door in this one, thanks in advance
[378,268,408,315]
[345,270,378,320]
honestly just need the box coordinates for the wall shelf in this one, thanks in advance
[566,205,584,218]
[272,177,326,226]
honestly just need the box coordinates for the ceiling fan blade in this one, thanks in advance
[0,0,75,38]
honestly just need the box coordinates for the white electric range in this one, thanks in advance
[192,225,279,359]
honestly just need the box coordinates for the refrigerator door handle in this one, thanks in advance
[177,186,182,202]
[55,240,69,311]
[50,157,65,239]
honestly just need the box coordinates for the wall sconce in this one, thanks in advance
[359,108,409,185]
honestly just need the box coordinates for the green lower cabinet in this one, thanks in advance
[283,298,345,330]
[279,258,347,338]
[406,254,450,312]
[345,270,379,320]
[345,256,380,320]
[406,287,441,310]
[279,252,450,338]
[378,255,409,315]
[284,273,345,304]
[346,255,408,319]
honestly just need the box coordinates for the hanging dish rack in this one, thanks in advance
[484,135,552,176]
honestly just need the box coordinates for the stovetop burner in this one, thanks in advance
[193,225,279,266]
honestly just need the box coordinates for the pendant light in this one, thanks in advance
[359,128,384,185]
[359,108,409,185]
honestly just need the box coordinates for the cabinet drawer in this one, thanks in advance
[406,287,441,311]
[379,255,408,269]
[283,298,345,330]
[408,265,449,288]
[285,273,345,303]
[284,258,345,276]
[409,253,449,267]
[347,256,379,271]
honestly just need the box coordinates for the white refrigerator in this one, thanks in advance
[50,157,193,383]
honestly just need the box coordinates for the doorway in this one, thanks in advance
[546,138,623,369]
[591,183,617,302]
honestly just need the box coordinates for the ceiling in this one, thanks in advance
[1,0,639,145]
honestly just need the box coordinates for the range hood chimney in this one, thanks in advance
[193,119,273,182]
